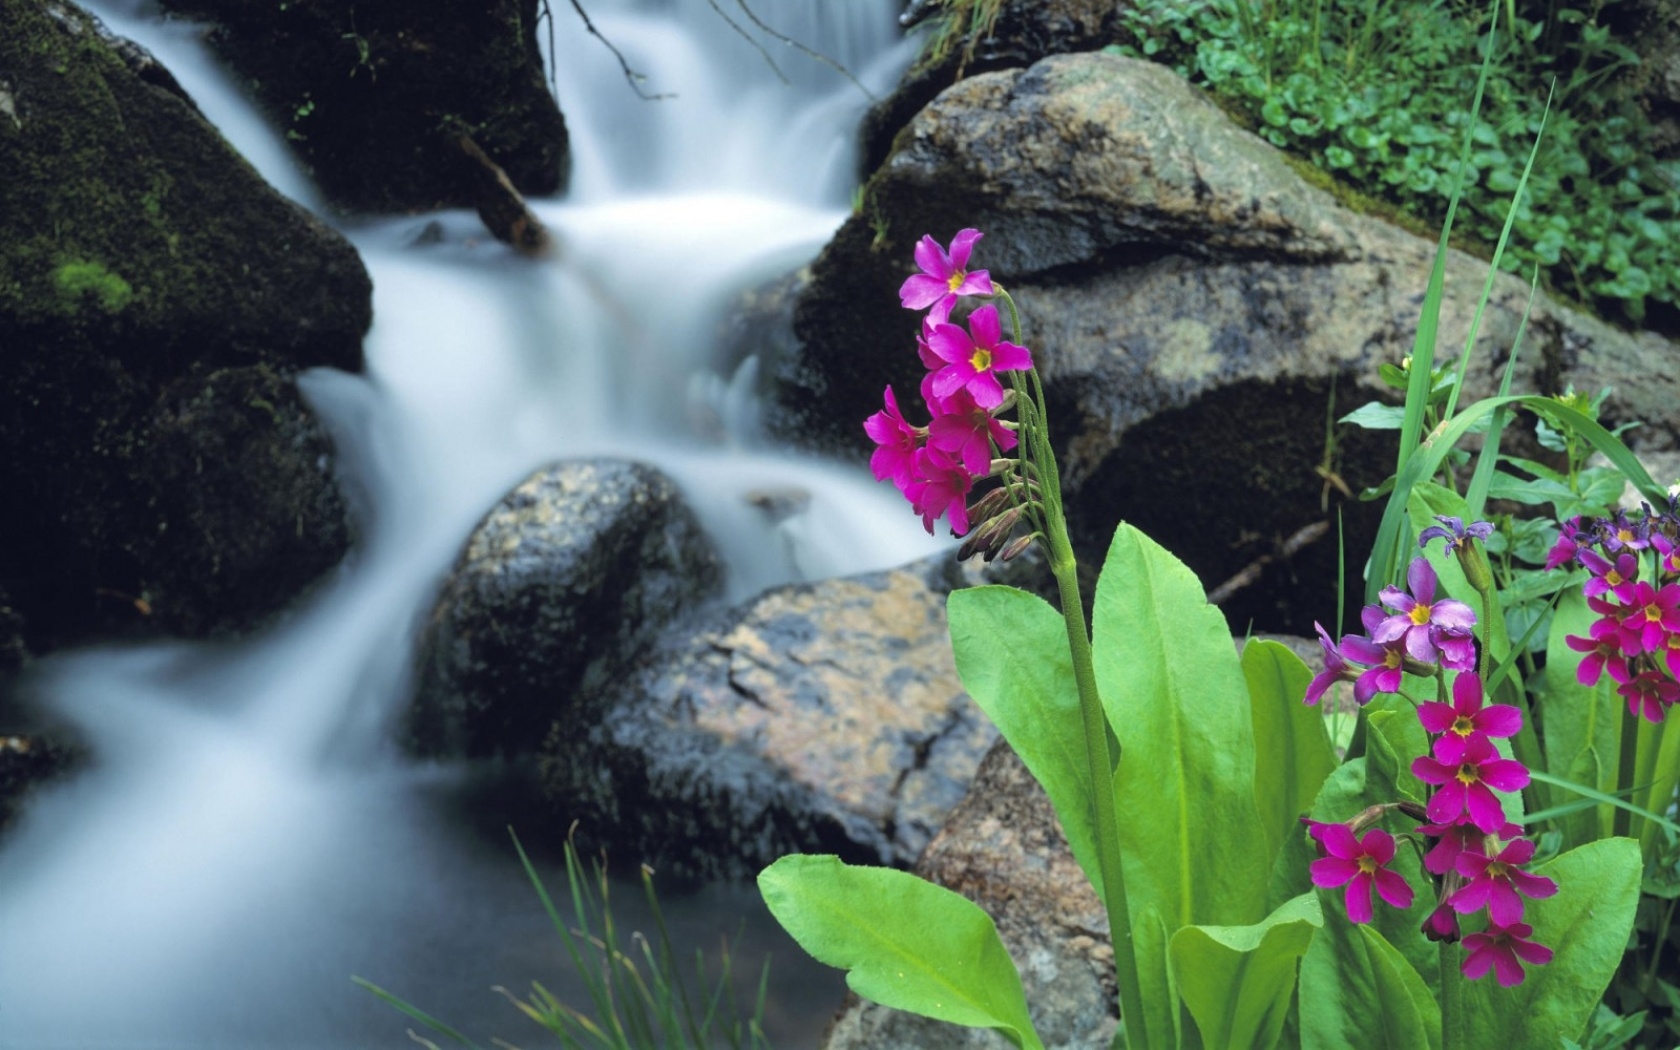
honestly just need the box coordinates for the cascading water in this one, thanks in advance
[0,3,940,1046]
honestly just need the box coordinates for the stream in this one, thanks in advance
[0,2,942,1046]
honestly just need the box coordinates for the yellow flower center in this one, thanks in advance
[1357,855,1379,875]
[1456,764,1482,786]
[1453,716,1475,736]
[947,270,966,292]
[970,347,993,372]
[1384,651,1403,669]
[1619,528,1636,544]
[1646,603,1664,622]
[1410,603,1433,626]
[1607,569,1624,586]
[1486,861,1509,880]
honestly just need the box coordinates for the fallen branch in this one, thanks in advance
[1206,520,1331,606]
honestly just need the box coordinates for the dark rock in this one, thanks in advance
[773,51,1680,633]
[0,0,370,654]
[0,728,84,835]
[823,739,1117,1050]
[409,460,723,760]
[157,0,568,214]
[538,550,1024,880]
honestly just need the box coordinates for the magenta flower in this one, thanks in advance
[1418,818,1522,875]
[899,229,994,313]
[1544,516,1590,571]
[1603,509,1650,552]
[903,446,973,536]
[1622,580,1680,652]
[1338,607,1407,703]
[1416,671,1523,766]
[1374,557,1477,669]
[1412,735,1530,834]
[1304,623,1360,705]
[1564,622,1635,687]
[1451,837,1559,926]
[1461,922,1553,987]
[1579,549,1641,604]
[927,388,1017,476]
[1618,669,1680,723]
[1421,902,1461,942]
[863,386,923,491]
[1308,824,1414,924]
[925,305,1033,410]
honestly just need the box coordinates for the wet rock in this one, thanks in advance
[0,727,84,835]
[823,739,1116,1050]
[158,0,568,214]
[538,550,1028,879]
[0,0,369,654]
[410,460,722,759]
[774,51,1680,632]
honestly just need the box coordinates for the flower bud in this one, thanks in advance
[999,533,1037,562]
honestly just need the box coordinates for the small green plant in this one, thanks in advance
[51,259,132,313]
[1111,0,1680,326]
[356,830,772,1050]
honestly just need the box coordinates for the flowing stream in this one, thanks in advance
[0,3,938,1046]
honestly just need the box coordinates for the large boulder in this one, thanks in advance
[772,51,1680,632]
[538,551,1019,879]
[157,0,568,214]
[409,460,723,759]
[0,0,370,656]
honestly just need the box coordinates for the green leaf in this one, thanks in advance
[1170,893,1324,1050]
[1339,401,1407,430]
[1541,590,1625,847]
[1244,640,1339,869]
[1092,524,1271,1048]
[947,586,1102,902]
[1299,919,1440,1050]
[1451,838,1642,1048]
[758,856,1044,1050]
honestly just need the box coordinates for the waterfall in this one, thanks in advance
[0,3,937,1046]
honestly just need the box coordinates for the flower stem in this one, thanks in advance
[1613,707,1639,839]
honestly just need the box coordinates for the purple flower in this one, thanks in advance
[1565,622,1634,687]
[927,387,1016,476]
[1579,549,1640,604]
[863,386,922,491]
[1304,622,1359,705]
[925,305,1033,410]
[1544,516,1590,571]
[1618,669,1680,724]
[903,446,973,536]
[1450,837,1558,927]
[1461,922,1553,987]
[899,229,994,313]
[1308,823,1414,924]
[1415,671,1523,766]
[1374,557,1477,669]
[1412,735,1530,834]
[1419,515,1494,555]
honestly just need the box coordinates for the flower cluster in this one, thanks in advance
[1549,500,1680,723]
[1305,521,1557,987]
[865,230,1036,553]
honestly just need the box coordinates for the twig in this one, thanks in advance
[730,0,875,99]
[704,0,788,84]
[566,0,675,100]
[1207,520,1331,605]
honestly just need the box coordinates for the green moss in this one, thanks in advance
[52,260,133,313]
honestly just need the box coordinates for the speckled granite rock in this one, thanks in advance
[408,459,721,759]
[537,550,1042,879]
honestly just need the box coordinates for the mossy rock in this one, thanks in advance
[157,0,568,213]
[0,0,370,653]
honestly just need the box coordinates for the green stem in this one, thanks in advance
[1613,708,1638,839]
[1439,942,1465,1049]
[1645,895,1677,990]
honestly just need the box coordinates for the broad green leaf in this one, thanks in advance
[1635,717,1679,853]
[1299,919,1440,1050]
[1451,838,1642,1048]
[948,585,1102,902]
[1092,525,1269,1049]
[1541,590,1623,847]
[1170,893,1323,1050]
[1243,639,1338,870]
[1367,708,1428,804]
[758,855,1044,1050]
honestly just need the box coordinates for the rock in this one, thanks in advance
[158,0,568,214]
[823,739,1116,1050]
[773,51,1680,633]
[409,460,722,759]
[538,550,1034,879]
[0,0,370,654]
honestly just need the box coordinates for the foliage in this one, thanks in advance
[358,831,771,1050]
[51,260,132,313]
[1111,0,1679,326]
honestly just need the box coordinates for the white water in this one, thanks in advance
[0,3,934,1046]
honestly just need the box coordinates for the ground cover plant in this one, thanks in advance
[1107,0,1679,329]
[758,16,1679,1039]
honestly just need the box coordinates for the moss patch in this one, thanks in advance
[51,260,133,313]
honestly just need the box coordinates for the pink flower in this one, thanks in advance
[1304,623,1359,705]
[903,446,973,536]
[1338,606,1407,703]
[927,388,1017,476]
[1412,735,1530,834]
[1618,669,1680,724]
[1461,922,1553,987]
[1565,621,1634,687]
[1308,824,1414,924]
[1622,580,1680,653]
[863,386,922,491]
[1579,549,1640,604]
[1450,837,1558,926]
[1416,671,1523,766]
[925,305,1033,410]
[899,229,994,313]
[1421,902,1460,942]
[1418,821,1485,877]
[1374,557,1477,669]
